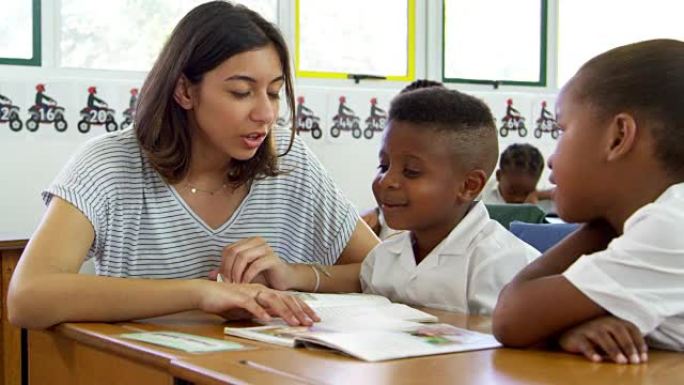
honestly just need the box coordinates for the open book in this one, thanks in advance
[288,292,438,323]
[224,293,501,362]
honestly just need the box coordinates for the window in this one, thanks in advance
[0,0,41,66]
[443,0,547,86]
[296,0,415,81]
[59,0,278,72]
[557,0,684,87]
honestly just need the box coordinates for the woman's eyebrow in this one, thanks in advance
[224,75,284,84]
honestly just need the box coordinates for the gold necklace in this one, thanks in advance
[184,182,227,196]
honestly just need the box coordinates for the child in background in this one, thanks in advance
[493,39,684,364]
[361,79,446,240]
[482,143,547,204]
[360,87,539,314]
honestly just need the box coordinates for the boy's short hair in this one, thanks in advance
[388,87,498,178]
[573,39,684,178]
[499,143,544,178]
[401,79,445,93]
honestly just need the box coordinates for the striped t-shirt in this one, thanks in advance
[43,128,359,279]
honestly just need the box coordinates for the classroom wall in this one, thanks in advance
[0,0,561,239]
[0,76,558,238]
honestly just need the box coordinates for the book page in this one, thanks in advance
[288,292,437,322]
[313,303,437,323]
[295,324,501,362]
[225,293,444,349]
[290,292,391,308]
[223,325,311,348]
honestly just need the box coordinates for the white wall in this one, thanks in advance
[0,0,561,240]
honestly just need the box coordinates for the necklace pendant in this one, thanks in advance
[191,187,198,194]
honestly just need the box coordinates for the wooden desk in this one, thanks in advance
[0,239,27,385]
[28,312,288,385]
[27,310,684,385]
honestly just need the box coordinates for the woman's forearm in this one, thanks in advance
[9,273,206,329]
[286,263,361,293]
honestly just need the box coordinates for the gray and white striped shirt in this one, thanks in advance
[43,128,358,279]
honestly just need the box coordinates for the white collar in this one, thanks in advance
[656,182,684,202]
[383,201,491,267]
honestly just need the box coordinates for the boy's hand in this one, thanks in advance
[558,316,648,364]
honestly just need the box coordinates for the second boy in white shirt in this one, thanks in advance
[361,201,538,314]
[359,88,539,315]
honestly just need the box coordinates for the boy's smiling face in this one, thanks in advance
[372,120,465,235]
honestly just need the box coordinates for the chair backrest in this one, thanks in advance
[484,203,547,230]
[509,221,580,253]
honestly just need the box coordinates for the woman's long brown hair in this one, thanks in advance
[135,1,295,187]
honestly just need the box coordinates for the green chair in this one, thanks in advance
[484,203,547,229]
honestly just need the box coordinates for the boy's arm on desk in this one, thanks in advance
[493,221,616,347]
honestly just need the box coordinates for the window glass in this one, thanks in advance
[297,0,413,79]
[558,0,684,86]
[60,0,278,71]
[0,0,40,65]
[443,0,545,85]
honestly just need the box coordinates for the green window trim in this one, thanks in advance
[441,0,547,87]
[0,0,41,66]
[295,0,416,82]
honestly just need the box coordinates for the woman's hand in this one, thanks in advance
[558,316,648,364]
[197,281,319,326]
[215,237,296,290]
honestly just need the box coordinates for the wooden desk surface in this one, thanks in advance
[0,239,27,251]
[31,309,684,385]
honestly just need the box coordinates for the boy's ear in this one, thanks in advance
[605,112,638,162]
[458,169,488,202]
[495,169,501,182]
[173,75,194,110]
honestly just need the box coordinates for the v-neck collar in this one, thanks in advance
[167,182,254,235]
[386,201,491,272]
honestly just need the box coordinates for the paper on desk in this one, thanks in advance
[120,331,246,353]
[288,292,438,323]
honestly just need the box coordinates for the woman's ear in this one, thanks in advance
[173,75,194,110]
[606,112,638,162]
[458,169,487,202]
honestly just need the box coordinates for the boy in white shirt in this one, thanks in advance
[360,87,540,315]
[493,39,684,364]
[482,143,548,205]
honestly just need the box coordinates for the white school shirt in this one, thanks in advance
[481,184,556,213]
[360,201,540,314]
[377,211,404,241]
[564,183,684,351]
[481,185,506,205]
